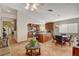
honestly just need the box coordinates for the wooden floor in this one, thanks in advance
[0,47,10,56]
[8,37,72,56]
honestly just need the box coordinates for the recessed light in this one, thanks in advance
[48,9,53,12]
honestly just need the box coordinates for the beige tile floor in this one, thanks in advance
[8,38,72,56]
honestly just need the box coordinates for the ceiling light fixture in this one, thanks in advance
[25,3,39,11]
[25,3,30,10]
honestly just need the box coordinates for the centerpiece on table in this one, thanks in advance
[30,38,38,47]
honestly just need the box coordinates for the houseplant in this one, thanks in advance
[30,38,37,47]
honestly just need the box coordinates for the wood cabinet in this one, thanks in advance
[27,23,40,38]
[38,33,52,43]
[27,24,40,31]
[45,22,54,32]
[0,39,3,48]
[73,47,79,56]
[28,32,33,38]
[36,25,40,31]
[14,19,16,31]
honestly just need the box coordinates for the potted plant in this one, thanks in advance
[30,38,37,47]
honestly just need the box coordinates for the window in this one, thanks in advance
[59,23,78,33]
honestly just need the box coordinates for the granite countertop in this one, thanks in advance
[73,37,79,48]
[39,31,51,34]
[39,32,47,34]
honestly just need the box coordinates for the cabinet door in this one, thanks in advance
[73,47,79,56]
[28,32,33,38]
[36,25,40,31]
[45,23,54,32]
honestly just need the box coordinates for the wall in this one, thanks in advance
[17,11,42,42]
[0,6,17,38]
[0,8,2,37]
[0,20,2,37]
[17,12,27,42]
[17,9,47,42]
[40,24,46,31]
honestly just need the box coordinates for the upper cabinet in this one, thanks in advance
[27,23,40,38]
[45,22,54,32]
[27,23,40,32]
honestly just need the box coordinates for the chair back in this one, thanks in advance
[69,35,73,41]
[55,35,62,42]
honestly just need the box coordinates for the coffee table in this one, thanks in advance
[25,43,41,56]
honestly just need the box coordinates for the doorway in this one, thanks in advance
[0,17,17,48]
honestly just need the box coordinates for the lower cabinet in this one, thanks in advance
[73,47,79,56]
[38,33,52,43]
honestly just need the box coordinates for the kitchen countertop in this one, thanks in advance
[39,32,51,34]
[73,37,79,48]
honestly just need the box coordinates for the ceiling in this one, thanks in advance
[0,3,79,23]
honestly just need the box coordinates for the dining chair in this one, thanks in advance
[65,35,73,46]
[55,35,65,47]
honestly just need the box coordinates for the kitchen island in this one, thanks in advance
[38,33,52,43]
